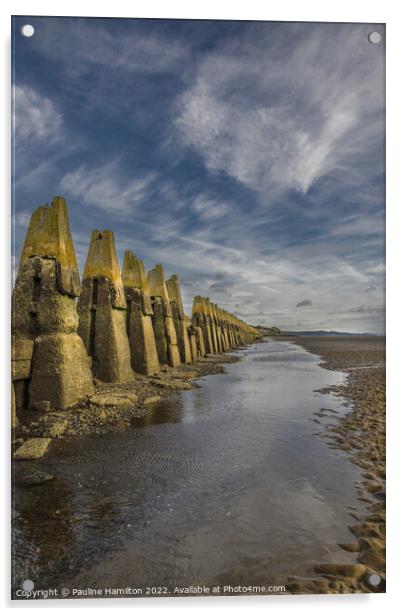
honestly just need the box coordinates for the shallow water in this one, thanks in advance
[12,339,365,596]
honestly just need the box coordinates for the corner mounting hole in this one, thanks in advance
[22,579,35,592]
[21,24,35,38]
[367,573,381,587]
[368,31,381,44]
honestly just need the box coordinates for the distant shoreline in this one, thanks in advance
[266,331,384,337]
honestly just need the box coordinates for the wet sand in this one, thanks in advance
[12,336,385,597]
[287,336,385,594]
[13,354,240,445]
[12,339,367,597]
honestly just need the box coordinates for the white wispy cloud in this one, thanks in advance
[12,20,385,334]
[191,195,232,220]
[13,84,63,144]
[59,161,157,214]
[175,24,384,201]
[13,212,31,227]
[33,19,190,76]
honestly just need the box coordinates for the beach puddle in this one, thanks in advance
[12,339,366,595]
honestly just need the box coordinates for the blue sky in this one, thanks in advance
[12,17,385,332]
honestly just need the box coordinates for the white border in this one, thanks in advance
[1,1,400,613]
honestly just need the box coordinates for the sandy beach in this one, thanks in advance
[287,335,385,594]
[12,336,386,596]
[13,354,240,445]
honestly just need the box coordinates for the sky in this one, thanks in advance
[12,17,385,333]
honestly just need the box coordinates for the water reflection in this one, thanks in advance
[12,340,365,594]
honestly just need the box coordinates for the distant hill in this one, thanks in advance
[255,326,284,336]
[283,330,378,337]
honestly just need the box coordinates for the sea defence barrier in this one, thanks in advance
[192,296,214,354]
[148,264,181,368]
[166,274,192,364]
[77,230,134,383]
[11,197,94,420]
[11,197,262,423]
[122,251,160,376]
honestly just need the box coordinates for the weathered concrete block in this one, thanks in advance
[12,197,94,410]
[191,299,261,353]
[195,326,206,357]
[222,312,231,350]
[78,231,134,383]
[11,338,34,380]
[123,251,160,376]
[29,332,94,409]
[188,326,199,361]
[11,382,18,429]
[88,393,137,408]
[13,438,52,460]
[13,380,29,411]
[148,265,180,368]
[166,275,192,364]
[205,298,219,354]
[143,395,161,406]
[126,291,160,375]
[164,313,181,367]
[32,400,52,413]
[150,298,170,365]
[19,196,81,297]
[192,296,213,354]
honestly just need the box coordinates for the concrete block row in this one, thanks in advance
[11,197,262,422]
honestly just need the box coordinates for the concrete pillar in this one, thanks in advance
[148,265,181,368]
[192,296,213,354]
[220,310,230,349]
[166,274,192,364]
[190,299,261,353]
[211,302,224,353]
[228,315,237,347]
[122,251,160,375]
[187,320,199,361]
[11,382,18,428]
[12,196,94,410]
[195,326,206,357]
[219,310,228,349]
[78,230,133,383]
[204,298,219,354]
[216,306,229,352]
